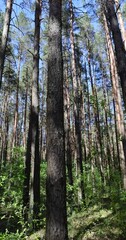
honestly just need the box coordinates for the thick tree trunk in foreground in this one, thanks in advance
[46,1,68,239]
[0,0,13,88]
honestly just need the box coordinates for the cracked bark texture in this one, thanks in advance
[46,0,68,239]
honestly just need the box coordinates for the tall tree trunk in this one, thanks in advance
[0,90,9,165]
[84,63,95,193]
[23,68,29,149]
[23,0,41,224]
[69,0,85,203]
[113,98,121,172]
[0,0,13,88]
[114,0,126,50]
[46,0,68,239]
[40,70,46,161]
[102,71,113,182]
[64,59,73,186]
[11,50,21,149]
[85,63,91,158]
[103,12,126,189]
[88,56,104,183]
[105,0,126,111]
[99,59,114,171]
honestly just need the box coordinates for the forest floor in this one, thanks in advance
[0,200,126,239]
[27,202,126,240]
[68,204,126,240]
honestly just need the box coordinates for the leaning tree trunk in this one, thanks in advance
[103,12,126,189]
[23,0,41,225]
[114,0,126,50]
[46,1,68,240]
[105,0,126,111]
[0,0,13,88]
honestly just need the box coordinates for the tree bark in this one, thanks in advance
[0,0,13,88]
[0,90,9,166]
[85,63,91,158]
[23,0,41,224]
[88,56,104,183]
[23,68,29,149]
[114,0,126,50]
[69,0,85,203]
[46,0,68,239]
[105,0,126,111]
[103,12,126,189]
[11,49,21,149]
[64,58,73,186]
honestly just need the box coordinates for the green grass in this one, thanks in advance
[68,204,126,240]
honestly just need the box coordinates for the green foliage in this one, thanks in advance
[90,94,96,105]
[0,148,47,237]
[1,147,24,203]
[0,229,24,240]
[66,150,126,239]
[122,3,126,19]
[39,161,47,227]
[3,63,18,89]
[0,147,25,233]
[1,148,126,239]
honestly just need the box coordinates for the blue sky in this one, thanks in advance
[0,0,84,13]
[0,0,85,29]
[74,0,83,7]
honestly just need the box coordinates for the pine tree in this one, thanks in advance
[46,0,68,239]
[23,0,41,225]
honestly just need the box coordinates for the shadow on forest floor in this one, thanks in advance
[0,203,126,239]
[68,204,126,240]
[27,203,126,240]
